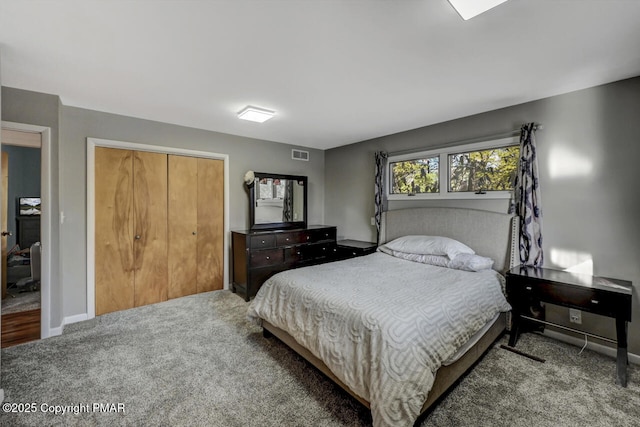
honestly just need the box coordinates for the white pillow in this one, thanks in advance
[448,253,494,272]
[378,247,451,267]
[380,235,475,259]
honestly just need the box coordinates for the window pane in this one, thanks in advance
[448,145,519,192]
[390,157,439,194]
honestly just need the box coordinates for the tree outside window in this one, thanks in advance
[448,145,518,193]
[390,156,439,194]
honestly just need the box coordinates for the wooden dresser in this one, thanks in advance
[231,225,337,300]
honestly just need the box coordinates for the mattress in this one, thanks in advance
[247,252,511,427]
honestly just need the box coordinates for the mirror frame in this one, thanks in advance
[249,172,308,230]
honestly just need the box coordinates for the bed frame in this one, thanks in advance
[262,207,519,423]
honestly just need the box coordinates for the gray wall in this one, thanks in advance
[2,86,325,326]
[325,76,640,355]
[1,145,41,249]
[1,87,62,330]
[59,105,325,319]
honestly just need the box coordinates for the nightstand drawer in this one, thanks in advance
[250,249,284,268]
[508,280,631,320]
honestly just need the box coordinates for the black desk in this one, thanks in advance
[506,266,633,386]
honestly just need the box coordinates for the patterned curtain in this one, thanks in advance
[513,123,543,267]
[282,180,294,221]
[374,151,388,244]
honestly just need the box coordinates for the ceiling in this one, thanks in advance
[1,1,640,150]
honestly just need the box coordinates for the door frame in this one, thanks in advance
[86,138,230,320]
[1,121,53,339]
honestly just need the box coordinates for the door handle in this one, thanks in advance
[1,230,12,237]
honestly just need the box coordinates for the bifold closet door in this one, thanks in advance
[196,157,224,293]
[132,150,168,307]
[95,147,135,315]
[168,155,198,298]
[95,147,168,315]
[168,155,224,298]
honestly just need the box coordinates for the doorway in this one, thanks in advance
[0,122,52,346]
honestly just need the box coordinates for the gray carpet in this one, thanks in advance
[1,290,638,426]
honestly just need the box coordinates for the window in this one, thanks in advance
[448,145,519,193]
[387,137,519,200]
[389,156,439,195]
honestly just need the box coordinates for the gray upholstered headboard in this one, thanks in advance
[380,207,519,272]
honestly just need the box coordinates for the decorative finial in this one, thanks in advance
[243,170,255,186]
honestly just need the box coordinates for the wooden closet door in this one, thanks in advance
[196,158,224,293]
[168,155,198,299]
[95,147,135,315]
[133,151,168,307]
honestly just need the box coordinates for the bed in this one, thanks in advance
[247,207,519,427]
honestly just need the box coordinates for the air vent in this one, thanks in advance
[292,149,309,161]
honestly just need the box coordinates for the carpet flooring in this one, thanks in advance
[1,290,638,426]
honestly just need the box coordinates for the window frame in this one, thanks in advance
[387,136,519,201]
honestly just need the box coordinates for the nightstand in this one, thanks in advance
[334,239,377,260]
[506,265,633,386]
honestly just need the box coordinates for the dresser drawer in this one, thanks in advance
[285,246,303,263]
[250,235,276,249]
[304,242,336,260]
[276,232,306,246]
[250,249,284,268]
[309,228,336,243]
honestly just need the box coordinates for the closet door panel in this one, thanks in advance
[168,155,198,299]
[133,151,168,307]
[196,158,224,293]
[95,147,135,315]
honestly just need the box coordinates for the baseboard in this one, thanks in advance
[64,313,89,325]
[48,325,63,337]
[542,329,640,365]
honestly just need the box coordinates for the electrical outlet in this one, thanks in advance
[569,308,582,324]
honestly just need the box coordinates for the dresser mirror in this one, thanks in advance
[250,172,307,230]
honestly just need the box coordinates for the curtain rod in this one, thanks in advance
[387,123,542,157]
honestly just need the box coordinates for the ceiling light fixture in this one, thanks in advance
[447,0,509,20]
[237,106,276,123]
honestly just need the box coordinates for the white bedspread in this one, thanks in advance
[247,252,511,427]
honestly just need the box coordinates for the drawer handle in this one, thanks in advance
[525,286,532,291]
[266,256,270,260]
[307,236,310,240]
[591,299,599,304]
[297,251,301,255]
[261,240,265,244]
